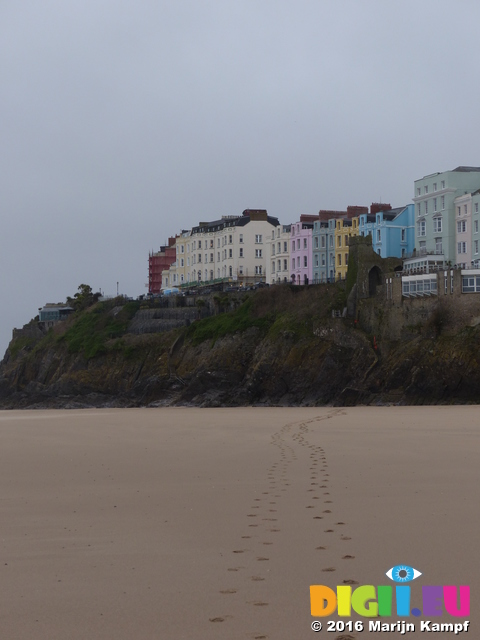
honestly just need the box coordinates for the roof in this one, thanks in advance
[452,166,480,172]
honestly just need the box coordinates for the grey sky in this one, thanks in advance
[2,0,480,355]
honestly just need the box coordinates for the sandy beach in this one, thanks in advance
[0,407,477,639]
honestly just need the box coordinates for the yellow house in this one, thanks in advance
[334,217,359,280]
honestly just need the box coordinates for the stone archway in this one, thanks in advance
[368,265,382,297]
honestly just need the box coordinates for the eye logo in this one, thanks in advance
[386,565,422,583]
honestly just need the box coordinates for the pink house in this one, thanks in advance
[290,215,316,285]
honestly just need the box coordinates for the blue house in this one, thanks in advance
[358,204,415,258]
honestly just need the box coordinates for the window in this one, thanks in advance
[433,183,437,191]
[255,249,262,258]
[239,248,243,257]
[457,220,467,233]
[315,255,319,267]
[204,254,207,263]
[338,254,342,266]
[458,207,461,216]
[277,260,281,271]
[425,200,428,214]
[210,240,214,248]
[462,276,479,292]
[255,234,262,243]
[417,204,421,217]
[475,241,479,255]
[210,253,213,262]
[229,249,232,258]
[217,238,220,247]
[441,180,445,189]
[198,240,202,249]
[277,242,281,253]
[475,221,479,233]
[433,198,437,212]
[314,237,319,249]
[297,239,300,250]
[329,236,333,248]
[283,241,287,252]
[198,254,202,262]
[238,266,243,275]
[464,205,468,215]
[401,229,406,242]
[441,196,445,209]
[303,238,307,249]
[377,230,381,242]
[424,186,428,194]
[476,203,479,214]
[283,259,287,270]
[321,255,325,266]
[187,257,190,266]
[255,265,262,275]
[291,241,295,251]
[229,235,233,244]
[304,256,307,268]
[292,259,295,270]
[217,252,220,261]
[321,236,325,248]
[239,234,243,243]
[435,238,442,253]
[458,242,467,254]
[297,256,300,268]
[229,266,232,276]
[417,187,421,196]
[338,236,342,247]
[180,245,184,253]
[417,221,426,236]
[433,217,442,233]
[272,261,275,272]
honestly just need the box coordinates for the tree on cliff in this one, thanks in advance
[67,284,101,311]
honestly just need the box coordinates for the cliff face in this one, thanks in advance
[2,285,480,408]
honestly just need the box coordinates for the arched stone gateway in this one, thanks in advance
[368,265,382,297]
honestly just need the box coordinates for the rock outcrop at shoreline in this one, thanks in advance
[1,283,480,409]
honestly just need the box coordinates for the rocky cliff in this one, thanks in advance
[2,283,480,408]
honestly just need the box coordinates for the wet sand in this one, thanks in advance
[0,407,477,639]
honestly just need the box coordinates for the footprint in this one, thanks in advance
[315,546,326,550]
[220,589,237,594]
[325,529,334,533]
[313,516,323,519]
[341,536,352,540]
[336,522,345,525]
[248,524,258,527]
[251,576,265,581]
[342,579,359,585]
[241,536,251,539]
[209,617,224,622]
[323,510,331,513]
[253,601,269,606]
[322,567,336,572]
[342,555,355,559]
[233,550,245,554]
[257,557,269,561]
[262,542,273,545]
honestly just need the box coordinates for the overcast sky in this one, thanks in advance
[2,0,480,356]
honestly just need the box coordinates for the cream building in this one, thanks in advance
[334,217,359,280]
[266,224,291,284]
[162,210,279,289]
